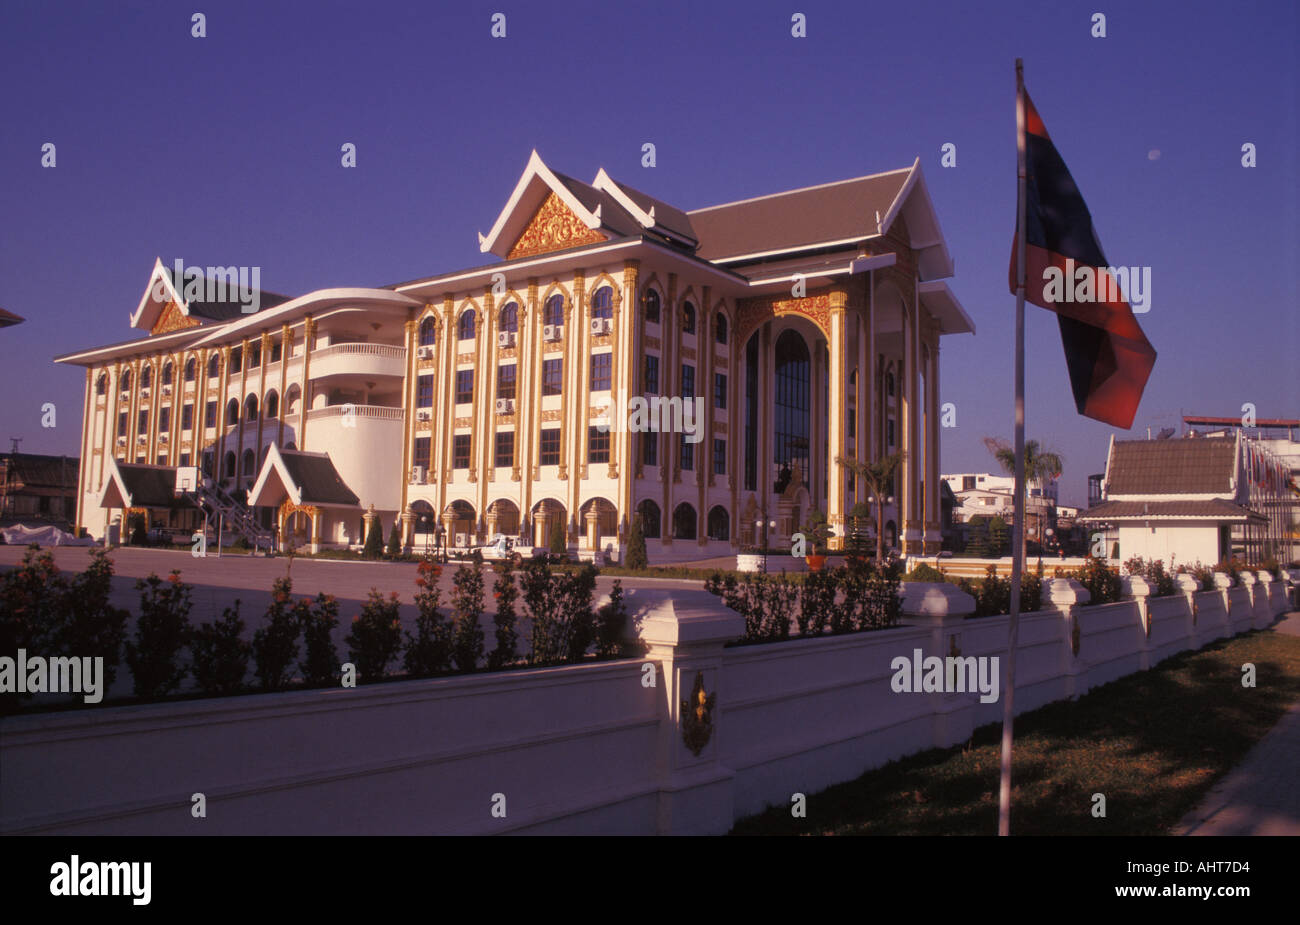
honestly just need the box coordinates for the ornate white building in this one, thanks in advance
[57,151,973,560]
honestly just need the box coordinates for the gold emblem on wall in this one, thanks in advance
[508,192,608,259]
[681,671,717,757]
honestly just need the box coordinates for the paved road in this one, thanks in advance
[1174,611,1300,836]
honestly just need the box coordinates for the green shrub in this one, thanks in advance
[0,546,68,710]
[298,593,341,686]
[346,590,404,682]
[405,556,453,677]
[124,572,193,699]
[450,561,486,672]
[1077,556,1123,605]
[903,563,946,583]
[385,523,402,560]
[363,518,385,560]
[253,577,301,690]
[594,580,631,659]
[624,514,648,570]
[1214,561,1242,587]
[489,557,520,670]
[520,559,598,664]
[549,519,568,560]
[190,602,251,695]
[1124,556,1178,597]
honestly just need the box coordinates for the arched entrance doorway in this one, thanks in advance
[442,500,476,548]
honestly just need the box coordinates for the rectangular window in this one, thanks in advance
[270,342,282,363]
[230,347,242,375]
[588,426,610,464]
[542,358,563,396]
[455,369,474,404]
[179,453,191,467]
[453,434,471,469]
[118,411,127,437]
[495,431,515,468]
[714,372,727,409]
[137,410,148,434]
[713,438,726,475]
[158,407,171,432]
[539,428,561,466]
[680,435,694,471]
[887,419,896,447]
[248,344,261,368]
[418,374,434,407]
[848,406,856,438]
[590,353,612,392]
[643,355,659,394]
[205,401,217,429]
[181,404,193,430]
[641,430,658,466]
[963,476,976,491]
[156,454,167,466]
[497,364,516,400]
[681,364,695,399]
[413,437,431,470]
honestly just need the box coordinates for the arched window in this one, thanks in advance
[682,301,696,335]
[161,362,173,385]
[643,289,661,324]
[226,399,239,427]
[241,449,255,477]
[715,313,728,344]
[499,301,518,333]
[208,355,219,379]
[774,329,811,484]
[544,294,564,327]
[886,369,896,397]
[419,317,436,347]
[458,309,476,340]
[121,370,132,391]
[244,394,259,421]
[707,506,730,541]
[96,373,107,396]
[140,366,152,389]
[184,358,196,382]
[223,451,236,479]
[637,499,661,539]
[591,286,613,320]
[264,390,279,420]
[673,503,697,540]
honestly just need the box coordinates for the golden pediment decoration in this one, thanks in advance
[152,301,200,336]
[734,293,832,346]
[508,192,608,259]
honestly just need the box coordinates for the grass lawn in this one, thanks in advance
[731,628,1300,835]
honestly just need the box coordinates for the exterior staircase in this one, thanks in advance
[185,479,275,553]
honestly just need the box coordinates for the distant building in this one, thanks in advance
[941,471,1057,545]
[1079,429,1295,567]
[0,453,79,527]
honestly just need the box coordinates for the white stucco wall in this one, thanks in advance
[1117,522,1221,567]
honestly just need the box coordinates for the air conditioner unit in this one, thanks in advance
[495,398,514,414]
[136,435,147,446]
[416,409,432,422]
[409,465,427,485]
[162,385,172,396]
[116,436,126,446]
[140,386,150,398]
[159,434,169,445]
[497,330,516,348]
[590,318,611,336]
[543,325,562,343]
[417,346,433,360]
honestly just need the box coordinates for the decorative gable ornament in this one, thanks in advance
[507,192,608,260]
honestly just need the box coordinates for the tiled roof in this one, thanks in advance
[687,169,911,262]
[162,264,292,322]
[0,453,78,490]
[116,464,181,507]
[601,176,698,246]
[550,172,646,240]
[279,451,359,506]
[1079,499,1264,522]
[1105,437,1237,495]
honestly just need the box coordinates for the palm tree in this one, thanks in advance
[835,451,905,563]
[983,437,1063,562]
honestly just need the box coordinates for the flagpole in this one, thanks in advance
[999,57,1028,837]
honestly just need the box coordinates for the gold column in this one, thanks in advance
[215,347,231,479]
[75,368,92,533]
[619,261,639,536]
[828,290,849,548]
[277,323,290,446]
[400,316,418,517]
[565,271,585,540]
[660,273,678,545]
[697,288,711,545]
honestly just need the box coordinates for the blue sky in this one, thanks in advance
[1,0,1295,505]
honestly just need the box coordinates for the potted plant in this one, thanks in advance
[801,510,832,572]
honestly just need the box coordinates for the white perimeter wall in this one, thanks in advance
[2,576,1294,836]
